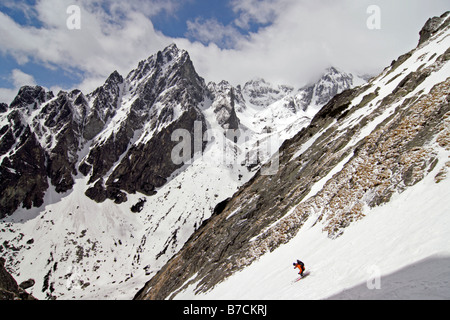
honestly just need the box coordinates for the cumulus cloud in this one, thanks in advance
[183,0,450,87]
[0,69,37,104]
[0,0,177,93]
[230,0,289,29]
[186,18,245,48]
[1,0,449,97]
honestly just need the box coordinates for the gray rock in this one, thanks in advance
[19,279,35,290]
[418,11,450,45]
[0,258,36,300]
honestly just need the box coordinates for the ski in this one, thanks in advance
[292,271,311,284]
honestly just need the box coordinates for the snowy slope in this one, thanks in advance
[174,22,450,300]
[176,160,450,300]
[135,12,450,301]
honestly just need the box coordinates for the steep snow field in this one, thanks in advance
[176,156,450,300]
[173,22,450,300]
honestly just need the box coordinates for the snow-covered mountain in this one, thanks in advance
[0,40,359,299]
[136,12,450,300]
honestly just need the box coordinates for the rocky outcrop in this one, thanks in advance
[0,103,7,113]
[243,78,294,108]
[310,67,356,106]
[0,126,49,217]
[104,106,207,198]
[207,81,243,130]
[0,85,89,217]
[83,71,124,141]
[419,11,449,45]
[0,87,54,218]
[0,258,36,300]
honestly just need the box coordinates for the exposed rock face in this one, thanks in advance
[0,103,8,113]
[242,68,359,113]
[310,67,356,107]
[82,44,208,202]
[83,71,124,141]
[419,11,450,45]
[104,106,207,198]
[0,258,36,300]
[0,85,95,217]
[242,78,294,108]
[0,86,54,217]
[207,81,243,130]
[0,44,209,217]
[135,14,450,300]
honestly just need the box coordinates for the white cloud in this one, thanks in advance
[182,0,450,87]
[0,0,177,94]
[0,69,37,104]
[230,0,289,29]
[186,18,245,48]
[1,0,449,98]
[11,69,36,87]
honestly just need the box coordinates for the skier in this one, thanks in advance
[293,260,305,277]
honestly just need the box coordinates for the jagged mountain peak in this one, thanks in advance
[160,43,186,60]
[242,78,294,108]
[419,11,450,45]
[105,70,124,86]
[122,43,206,112]
[9,85,53,110]
[306,66,358,107]
[126,43,191,83]
[304,66,356,88]
[241,67,361,112]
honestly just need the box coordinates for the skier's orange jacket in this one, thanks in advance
[294,263,304,272]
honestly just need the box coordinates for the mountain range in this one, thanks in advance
[1,11,449,300]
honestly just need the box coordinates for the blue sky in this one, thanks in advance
[151,0,270,40]
[153,0,236,39]
[0,0,449,104]
[0,0,247,89]
[0,0,278,102]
